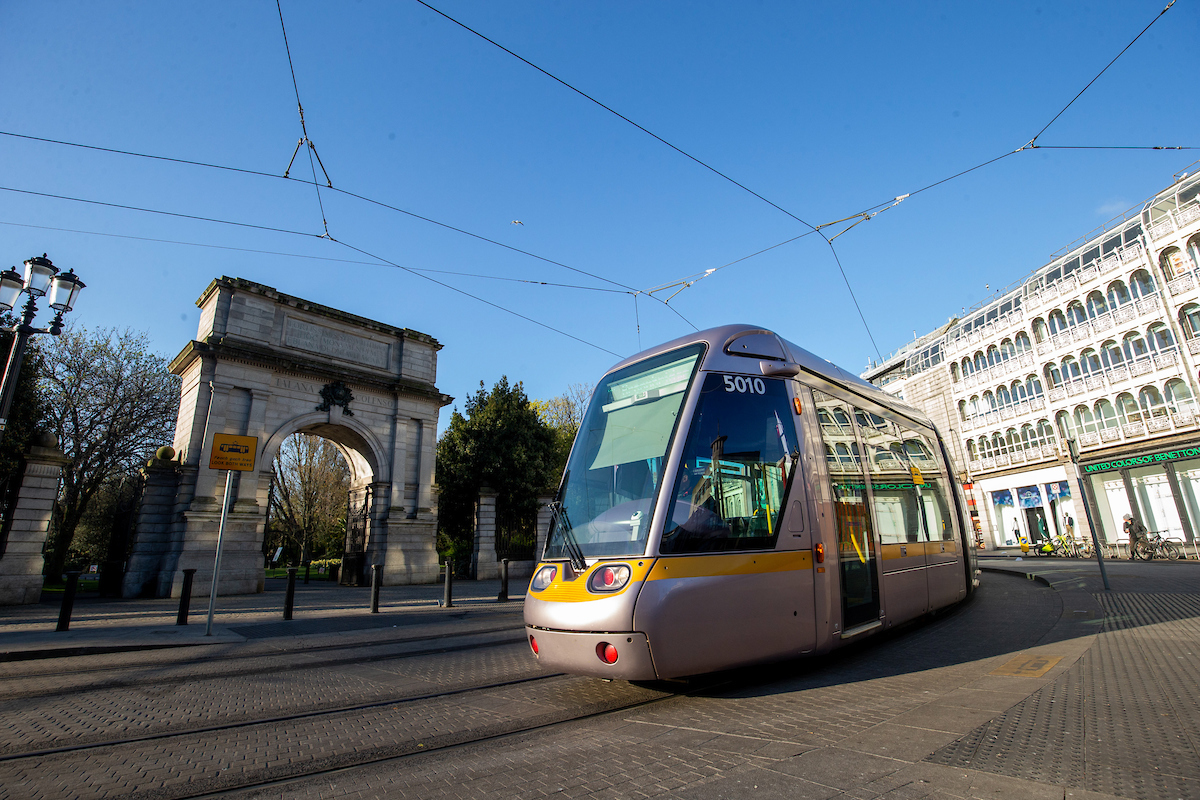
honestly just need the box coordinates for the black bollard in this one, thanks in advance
[284,567,297,620]
[370,564,382,613]
[56,571,82,632]
[497,558,509,602]
[441,558,454,608]
[329,563,339,584]
[303,562,311,585]
[176,569,197,626]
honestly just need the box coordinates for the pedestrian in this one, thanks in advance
[1123,512,1148,560]
[1036,515,1048,544]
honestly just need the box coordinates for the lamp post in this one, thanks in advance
[0,254,85,433]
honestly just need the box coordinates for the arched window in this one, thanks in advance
[1037,420,1056,446]
[1096,399,1119,431]
[1188,234,1200,272]
[966,440,977,461]
[1101,339,1124,369]
[1015,331,1032,352]
[1032,318,1049,344]
[1074,404,1097,434]
[1006,428,1021,453]
[1116,392,1141,425]
[983,390,997,412]
[950,362,960,382]
[1123,330,1149,363]
[1056,410,1075,441]
[1139,385,1167,419]
[1086,290,1108,319]
[1048,309,1068,335]
[978,436,991,458]
[1044,362,1062,389]
[1021,423,1037,451]
[1165,378,1195,414]
[992,432,1006,456]
[1061,356,1081,383]
[1012,379,1028,403]
[958,399,968,421]
[968,395,980,417]
[1107,280,1131,308]
[1147,323,1175,353]
[987,345,1001,368]
[1178,304,1200,339]
[1160,246,1185,280]
[1027,375,1044,398]
[1000,339,1016,361]
[1130,269,1156,299]
[1081,348,1102,376]
[962,356,973,376]
[973,351,986,373]
[997,384,1012,408]
[1066,301,1087,327]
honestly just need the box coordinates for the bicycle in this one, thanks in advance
[1133,530,1183,561]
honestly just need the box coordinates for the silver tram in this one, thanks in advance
[524,324,980,680]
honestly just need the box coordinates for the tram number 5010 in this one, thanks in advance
[723,375,767,394]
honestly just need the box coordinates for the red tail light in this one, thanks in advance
[596,642,618,664]
[529,635,539,655]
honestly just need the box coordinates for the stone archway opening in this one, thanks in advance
[121,277,452,599]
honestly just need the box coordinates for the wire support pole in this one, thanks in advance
[205,468,235,636]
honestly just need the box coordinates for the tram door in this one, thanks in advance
[813,391,881,631]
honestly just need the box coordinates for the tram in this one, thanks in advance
[524,324,979,680]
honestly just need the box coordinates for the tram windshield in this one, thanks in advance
[545,344,705,560]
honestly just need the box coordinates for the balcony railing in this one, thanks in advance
[1188,337,1200,356]
[1149,218,1176,240]
[1169,273,1196,295]
[1135,294,1162,316]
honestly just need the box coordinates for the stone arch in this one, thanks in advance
[122,277,453,598]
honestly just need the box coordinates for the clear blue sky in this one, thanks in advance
[1,1,1197,434]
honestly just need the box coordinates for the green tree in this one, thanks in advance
[531,381,593,479]
[40,328,180,579]
[435,377,557,561]
[267,433,351,564]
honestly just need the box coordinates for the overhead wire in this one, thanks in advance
[276,0,331,237]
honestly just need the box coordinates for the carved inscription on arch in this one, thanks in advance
[283,317,390,369]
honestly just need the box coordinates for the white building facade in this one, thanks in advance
[866,165,1200,553]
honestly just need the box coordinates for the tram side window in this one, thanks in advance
[899,431,954,542]
[661,374,799,554]
[860,415,925,545]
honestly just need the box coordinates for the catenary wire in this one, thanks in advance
[0,130,636,292]
[276,0,331,236]
[0,220,629,293]
[1025,0,1176,148]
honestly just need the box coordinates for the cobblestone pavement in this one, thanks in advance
[3,563,1197,800]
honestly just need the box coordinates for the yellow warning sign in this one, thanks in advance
[910,465,925,485]
[989,654,1062,678]
[209,434,259,472]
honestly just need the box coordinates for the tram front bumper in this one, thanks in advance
[525,626,657,681]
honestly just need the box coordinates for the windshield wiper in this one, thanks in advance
[548,500,587,572]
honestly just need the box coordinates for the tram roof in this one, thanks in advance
[603,323,934,429]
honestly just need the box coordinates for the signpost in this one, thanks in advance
[205,433,259,635]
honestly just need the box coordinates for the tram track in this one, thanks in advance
[0,623,526,700]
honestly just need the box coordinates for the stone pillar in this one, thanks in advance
[121,448,182,598]
[472,488,499,579]
[0,436,72,605]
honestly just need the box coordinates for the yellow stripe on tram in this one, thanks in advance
[647,550,812,581]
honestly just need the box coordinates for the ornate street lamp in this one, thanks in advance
[0,254,85,432]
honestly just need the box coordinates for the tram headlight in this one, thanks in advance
[587,563,631,593]
[531,565,557,591]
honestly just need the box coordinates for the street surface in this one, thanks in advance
[0,560,1196,799]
